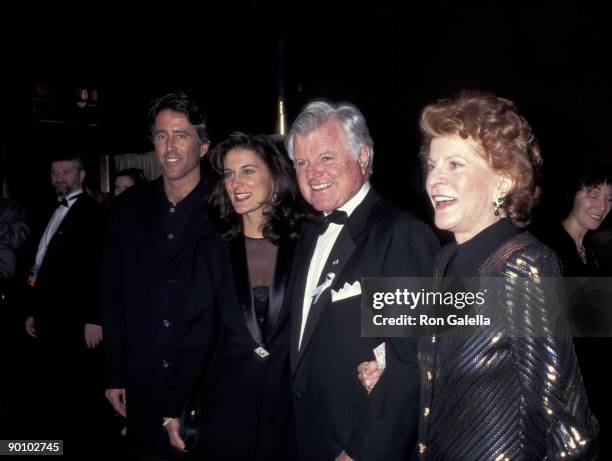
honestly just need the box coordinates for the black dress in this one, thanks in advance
[166,234,296,461]
[540,223,600,276]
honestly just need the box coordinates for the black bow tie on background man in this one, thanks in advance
[318,209,348,235]
[55,193,83,209]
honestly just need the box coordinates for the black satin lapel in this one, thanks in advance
[295,228,357,369]
[48,197,81,243]
[266,241,295,340]
[290,223,319,372]
[319,229,356,292]
[229,238,264,345]
[345,188,380,238]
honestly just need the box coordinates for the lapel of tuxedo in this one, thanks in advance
[266,240,295,343]
[292,188,382,372]
[293,228,356,370]
[43,196,83,258]
[290,222,320,371]
[52,195,84,235]
[229,237,264,346]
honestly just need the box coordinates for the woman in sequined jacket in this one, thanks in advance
[360,91,599,460]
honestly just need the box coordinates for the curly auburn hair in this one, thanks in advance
[208,132,304,244]
[419,91,542,227]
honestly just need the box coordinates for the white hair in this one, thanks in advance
[285,100,374,175]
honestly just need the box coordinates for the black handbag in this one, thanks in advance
[179,397,200,452]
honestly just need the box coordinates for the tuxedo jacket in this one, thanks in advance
[287,189,439,461]
[102,178,215,459]
[166,234,296,461]
[29,193,107,342]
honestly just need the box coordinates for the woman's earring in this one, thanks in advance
[493,197,505,217]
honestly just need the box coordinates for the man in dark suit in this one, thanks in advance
[102,93,215,460]
[23,153,107,451]
[285,101,439,461]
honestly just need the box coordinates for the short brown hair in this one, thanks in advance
[419,91,542,227]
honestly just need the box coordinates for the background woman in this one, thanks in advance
[113,168,147,196]
[164,132,304,460]
[540,158,612,276]
[361,92,598,459]
[535,157,612,456]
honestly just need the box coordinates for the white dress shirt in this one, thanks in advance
[32,189,83,275]
[298,182,371,349]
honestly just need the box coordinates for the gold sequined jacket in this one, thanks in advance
[418,232,599,460]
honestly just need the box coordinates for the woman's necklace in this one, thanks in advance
[576,241,587,264]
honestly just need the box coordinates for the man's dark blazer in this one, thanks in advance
[30,192,107,343]
[287,189,439,461]
[102,178,215,459]
[166,234,296,460]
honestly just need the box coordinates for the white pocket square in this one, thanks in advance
[331,281,361,302]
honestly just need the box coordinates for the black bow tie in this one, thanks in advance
[56,193,82,209]
[318,209,348,235]
[56,198,69,208]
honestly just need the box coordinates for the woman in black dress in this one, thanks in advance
[543,158,612,276]
[537,158,612,456]
[164,133,305,460]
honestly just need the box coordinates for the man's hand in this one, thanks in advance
[164,417,185,451]
[335,450,355,461]
[25,316,37,337]
[105,388,127,417]
[357,360,384,393]
[84,323,103,348]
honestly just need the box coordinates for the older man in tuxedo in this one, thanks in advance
[285,101,439,461]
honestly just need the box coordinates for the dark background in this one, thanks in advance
[1,1,611,456]
[2,2,611,213]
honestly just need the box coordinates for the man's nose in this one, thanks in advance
[164,136,177,152]
[306,164,321,181]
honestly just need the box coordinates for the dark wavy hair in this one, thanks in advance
[208,132,304,244]
[115,168,147,185]
[147,92,209,145]
[420,90,542,227]
[560,154,612,217]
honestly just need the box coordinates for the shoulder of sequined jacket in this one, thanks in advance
[484,231,599,459]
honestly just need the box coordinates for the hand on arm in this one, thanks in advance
[357,360,384,393]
